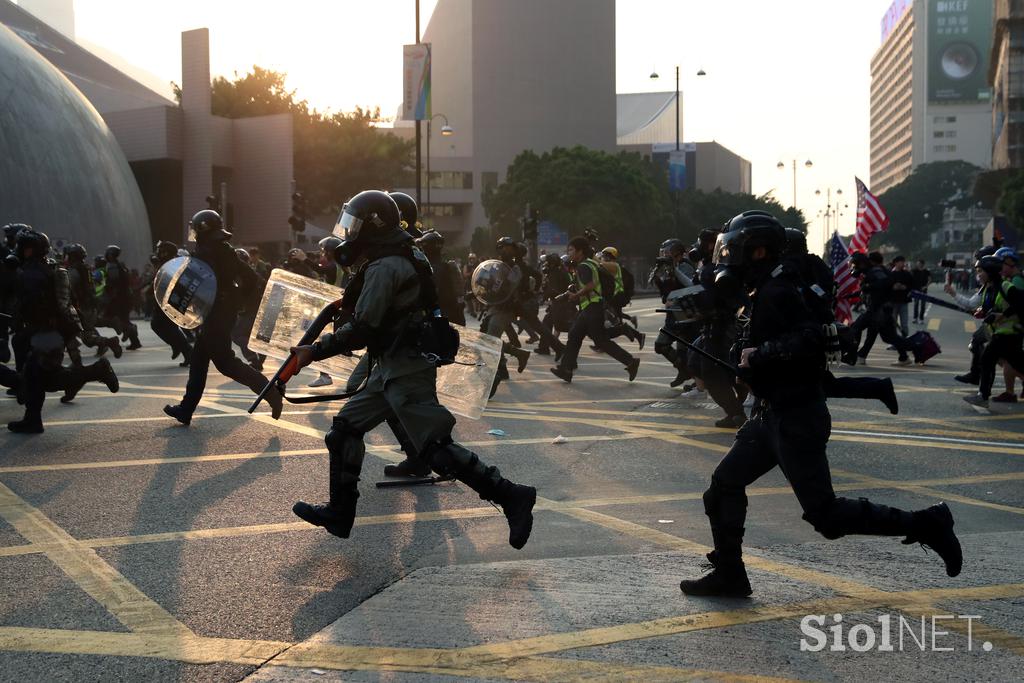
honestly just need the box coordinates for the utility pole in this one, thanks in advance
[414,0,422,207]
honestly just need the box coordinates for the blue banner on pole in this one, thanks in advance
[669,150,686,191]
[537,221,568,246]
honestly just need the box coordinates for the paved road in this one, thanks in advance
[1,296,1022,682]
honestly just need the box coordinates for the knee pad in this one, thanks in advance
[702,484,721,517]
[325,417,364,453]
[420,437,479,477]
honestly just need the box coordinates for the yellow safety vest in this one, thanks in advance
[574,259,603,310]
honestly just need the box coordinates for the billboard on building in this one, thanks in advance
[881,0,913,43]
[402,43,431,121]
[928,0,992,103]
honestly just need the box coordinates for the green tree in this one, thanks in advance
[875,161,982,255]
[483,146,803,257]
[174,66,413,217]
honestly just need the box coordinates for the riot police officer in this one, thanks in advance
[8,229,119,433]
[535,253,574,356]
[415,230,466,325]
[163,210,283,425]
[849,252,912,365]
[650,237,697,387]
[103,245,142,350]
[0,224,23,364]
[289,190,537,548]
[149,241,193,366]
[476,237,532,396]
[679,212,961,596]
[64,243,123,363]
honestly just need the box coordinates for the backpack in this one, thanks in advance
[621,265,636,303]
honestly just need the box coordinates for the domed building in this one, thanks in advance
[0,22,151,267]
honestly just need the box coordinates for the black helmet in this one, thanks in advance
[3,223,29,248]
[3,254,18,270]
[105,245,121,260]
[974,244,998,261]
[190,209,231,242]
[785,228,808,256]
[714,211,786,268]
[495,236,517,252]
[332,190,403,266]
[389,191,419,228]
[977,255,1003,276]
[93,256,106,268]
[660,238,686,256]
[318,235,343,254]
[416,230,445,255]
[155,240,179,263]
[15,229,50,261]
[542,252,562,270]
[64,243,87,264]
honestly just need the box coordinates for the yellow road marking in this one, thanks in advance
[928,318,942,331]
[834,470,1024,516]
[0,482,192,636]
[3,470,1023,559]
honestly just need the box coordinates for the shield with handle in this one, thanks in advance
[152,256,217,329]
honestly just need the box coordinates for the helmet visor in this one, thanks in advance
[333,207,363,241]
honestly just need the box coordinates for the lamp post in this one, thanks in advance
[650,65,705,231]
[815,187,846,246]
[425,113,454,224]
[777,159,813,209]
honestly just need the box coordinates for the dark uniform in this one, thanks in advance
[64,244,123,367]
[850,255,912,364]
[163,211,282,425]
[679,212,962,597]
[536,253,574,355]
[103,246,141,350]
[290,190,537,548]
[0,224,23,364]
[149,241,193,365]
[8,230,118,434]
[416,231,466,325]
[651,237,699,387]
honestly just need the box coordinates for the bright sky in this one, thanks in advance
[63,0,898,250]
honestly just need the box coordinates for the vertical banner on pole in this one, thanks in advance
[668,150,687,191]
[403,43,432,121]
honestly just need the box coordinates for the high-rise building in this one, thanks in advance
[393,0,617,244]
[990,0,1024,169]
[870,0,994,195]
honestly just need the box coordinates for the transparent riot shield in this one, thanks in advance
[665,285,708,324]
[248,268,500,419]
[153,256,217,329]
[471,259,519,306]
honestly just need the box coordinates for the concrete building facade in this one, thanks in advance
[990,0,1024,169]
[870,0,994,195]
[394,0,617,244]
[1,0,295,257]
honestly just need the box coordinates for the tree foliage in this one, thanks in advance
[875,161,982,255]
[997,170,1024,235]
[174,66,413,217]
[482,146,804,257]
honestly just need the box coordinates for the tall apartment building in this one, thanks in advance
[990,0,1024,169]
[870,0,993,194]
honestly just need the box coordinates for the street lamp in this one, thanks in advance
[651,65,705,232]
[815,187,845,243]
[778,159,813,209]
[425,113,454,222]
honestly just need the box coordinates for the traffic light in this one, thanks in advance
[289,192,306,232]
[523,208,540,241]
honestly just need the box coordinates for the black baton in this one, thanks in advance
[658,327,740,376]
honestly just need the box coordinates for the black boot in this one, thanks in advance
[93,358,119,394]
[507,346,530,373]
[126,324,142,351]
[670,367,689,388]
[902,503,962,577]
[163,404,192,426]
[550,366,572,383]
[293,494,358,539]
[494,481,537,549]
[715,414,746,429]
[881,378,899,415]
[679,551,752,597]
[384,457,431,478]
[106,337,123,359]
[179,345,192,368]
[626,357,640,381]
[8,418,44,434]
[954,372,979,385]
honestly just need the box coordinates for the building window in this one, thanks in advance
[934,131,945,138]
[933,144,957,153]
[425,171,473,190]
[423,204,464,217]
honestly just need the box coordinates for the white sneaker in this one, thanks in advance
[308,373,333,387]
[680,387,706,399]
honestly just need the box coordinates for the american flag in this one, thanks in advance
[828,231,857,324]
[850,177,889,253]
